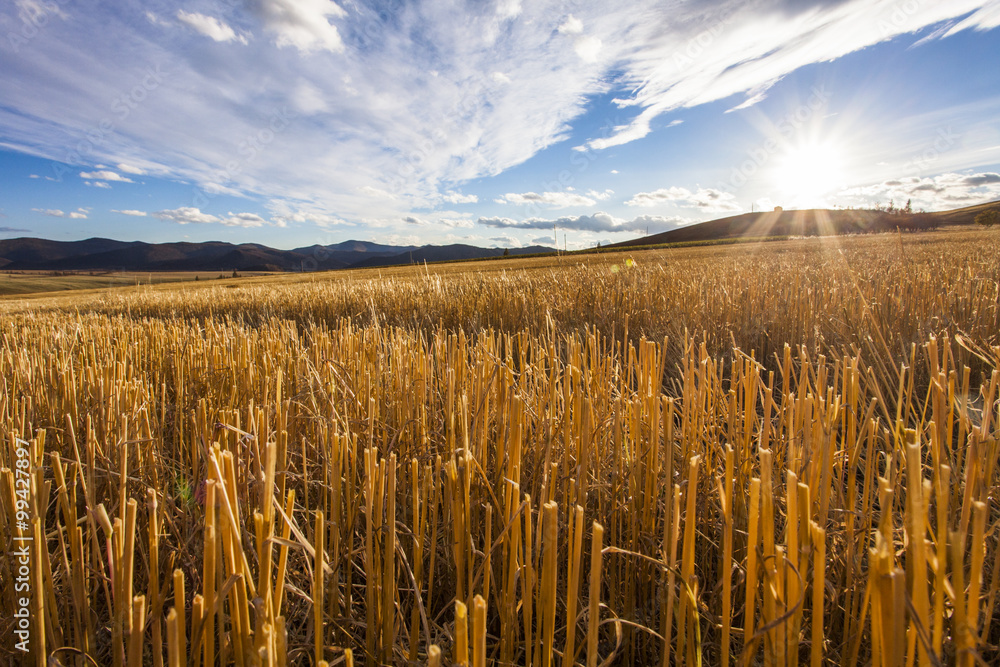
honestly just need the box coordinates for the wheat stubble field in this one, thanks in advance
[0,228,998,666]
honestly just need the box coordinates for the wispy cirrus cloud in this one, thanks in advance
[176,10,248,44]
[80,170,133,183]
[498,190,599,208]
[626,186,742,213]
[403,210,475,228]
[577,0,1000,151]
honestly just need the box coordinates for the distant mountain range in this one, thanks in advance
[2,200,994,272]
[0,237,553,272]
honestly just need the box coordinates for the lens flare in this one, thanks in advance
[774,142,845,206]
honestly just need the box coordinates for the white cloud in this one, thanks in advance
[116,163,146,175]
[838,172,1000,210]
[626,186,742,213]
[152,207,221,225]
[496,0,522,20]
[176,10,247,44]
[79,170,133,183]
[403,211,474,228]
[267,201,350,228]
[152,208,266,228]
[442,191,478,204]
[558,15,584,35]
[574,36,602,63]
[247,0,345,53]
[725,84,773,113]
[945,4,1000,36]
[358,186,397,200]
[33,207,88,218]
[500,191,597,208]
[490,234,523,248]
[557,15,599,62]
[203,182,246,198]
[479,211,686,233]
[584,107,659,150]
[438,216,474,228]
[586,189,613,201]
[112,209,148,216]
[28,174,39,178]
[85,181,112,189]
[221,212,267,227]
[145,11,170,27]
[293,81,327,114]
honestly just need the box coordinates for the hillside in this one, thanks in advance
[609,200,999,248]
[350,244,554,268]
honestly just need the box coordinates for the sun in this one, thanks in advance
[774,142,846,206]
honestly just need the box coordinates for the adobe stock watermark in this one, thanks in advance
[11,437,34,653]
[671,0,759,71]
[50,64,167,181]
[877,0,923,38]
[299,229,340,272]
[353,0,403,51]
[900,126,959,179]
[717,84,831,194]
[511,114,626,221]
[6,0,70,53]
[381,80,492,198]
[191,106,296,209]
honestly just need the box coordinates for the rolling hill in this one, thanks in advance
[608,200,999,249]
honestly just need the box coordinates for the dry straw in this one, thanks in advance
[0,231,997,664]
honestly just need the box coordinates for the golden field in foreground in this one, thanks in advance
[0,227,998,666]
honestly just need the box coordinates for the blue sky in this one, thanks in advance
[2,0,1000,250]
